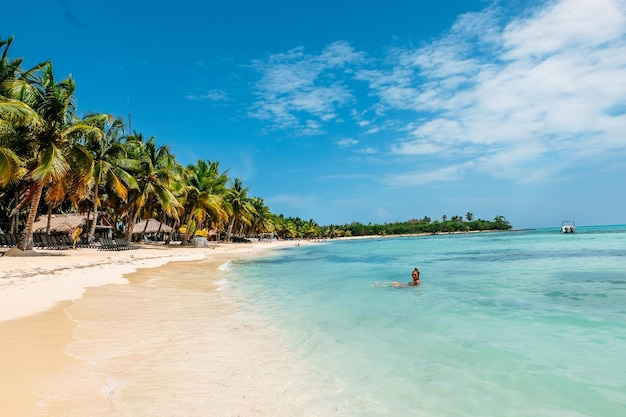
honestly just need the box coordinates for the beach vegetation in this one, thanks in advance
[0,36,512,249]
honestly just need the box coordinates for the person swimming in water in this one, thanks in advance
[391,267,421,287]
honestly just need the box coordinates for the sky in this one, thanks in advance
[4,0,626,229]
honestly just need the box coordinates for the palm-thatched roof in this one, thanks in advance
[32,213,113,234]
[132,218,173,234]
[32,213,89,234]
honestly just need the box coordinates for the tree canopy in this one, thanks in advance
[0,36,512,248]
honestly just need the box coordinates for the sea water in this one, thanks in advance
[227,226,626,416]
[35,226,626,416]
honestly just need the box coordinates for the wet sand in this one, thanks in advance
[0,302,76,417]
[0,241,312,417]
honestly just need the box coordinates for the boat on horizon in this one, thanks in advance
[561,220,576,233]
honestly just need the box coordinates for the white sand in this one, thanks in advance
[0,240,323,417]
[0,241,299,323]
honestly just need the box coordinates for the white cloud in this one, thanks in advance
[186,89,230,101]
[366,0,626,184]
[249,41,365,134]
[502,0,626,60]
[385,165,464,187]
[245,0,626,188]
[336,138,358,147]
[358,147,378,155]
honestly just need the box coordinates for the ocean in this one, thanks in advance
[35,226,626,416]
[228,226,626,416]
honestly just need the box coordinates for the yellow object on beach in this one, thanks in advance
[71,227,82,249]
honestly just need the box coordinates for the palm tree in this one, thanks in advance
[248,197,274,236]
[225,178,254,241]
[81,113,136,241]
[466,212,474,221]
[123,134,181,240]
[0,36,41,188]
[2,62,93,250]
[179,160,229,244]
[201,161,230,241]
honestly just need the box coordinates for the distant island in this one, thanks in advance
[271,214,512,239]
[0,36,512,249]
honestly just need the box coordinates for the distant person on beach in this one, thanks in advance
[392,267,421,287]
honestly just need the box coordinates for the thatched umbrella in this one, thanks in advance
[32,213,88,234]
[132,218,173,235]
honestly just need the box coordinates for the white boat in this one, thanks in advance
[561,220,576,233]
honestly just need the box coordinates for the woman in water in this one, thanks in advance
[392,267,421,287]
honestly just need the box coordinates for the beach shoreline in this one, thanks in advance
[0,241,304,323]
[0,240,313,417]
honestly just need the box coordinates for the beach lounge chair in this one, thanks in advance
[115,238,138,250]
[7,234,20,246]
[38,234,55,249]
[33,234,46,248]
[46,235,71,250]
[98,237,119,251]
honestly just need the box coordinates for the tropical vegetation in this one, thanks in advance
[0,36,511,251]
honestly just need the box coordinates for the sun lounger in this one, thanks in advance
[115,237,138,250]
[98,237,119,251]
[43,235,71,250]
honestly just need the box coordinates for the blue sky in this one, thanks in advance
[5,0,626,228]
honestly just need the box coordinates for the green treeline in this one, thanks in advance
[272,214,512,239]
[0,36,512,249]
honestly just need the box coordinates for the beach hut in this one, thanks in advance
[132,219,173,241]
[32,213,112,236]
[32,213,85,234]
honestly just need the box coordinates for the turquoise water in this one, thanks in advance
[229,226,626,416]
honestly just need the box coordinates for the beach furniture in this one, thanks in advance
[43,234,71,250]
[32,233,46,248]
[115,238,138,250]
[98,237,119,251]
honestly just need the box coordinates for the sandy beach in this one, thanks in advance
[0,240,314,417]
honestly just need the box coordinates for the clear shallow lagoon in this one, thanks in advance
[38,226,626,416]
[229,226,626,416]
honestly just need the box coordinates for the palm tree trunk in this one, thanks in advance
[18,183,44,251]
[226,219,235,242]
[182,211,194,245]
[140,215,151,242]
[125,206,138,241]
[9,187,20,234]
[46,206,52,234]
[88,186,99,241]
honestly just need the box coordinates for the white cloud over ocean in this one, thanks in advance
[249,0,626,185]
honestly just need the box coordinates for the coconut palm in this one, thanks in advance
[0,36,36,187]
[201,160,230,240]
[123,134,181,240]
[248,197,274,236]
[81,113,136,241]
[179,160,229,244]
[225,177,254,241]
[2,62,93,250]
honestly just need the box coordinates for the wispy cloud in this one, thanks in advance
[249,41,366,134]
[385,165,465,186]
[246,0,626,187]
[336,138,358,147]
[186,89,230,101]
[371,0,626,185]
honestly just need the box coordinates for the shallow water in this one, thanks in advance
[34,226,626,416]
[229,226,626,416]
[35,259,330,417]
